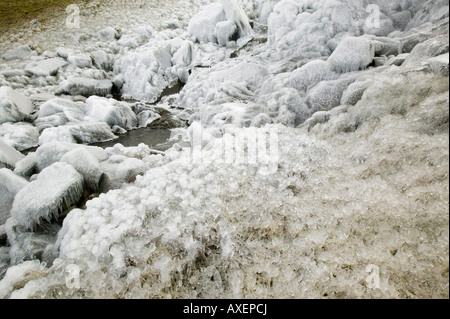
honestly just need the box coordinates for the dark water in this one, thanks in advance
[91,128,176,151]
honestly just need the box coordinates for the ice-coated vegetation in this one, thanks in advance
[0,0,448,299]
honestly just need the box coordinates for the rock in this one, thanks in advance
[0,122,39,152]
[403,35,449,66]
[0,168,29,225]
[0,139,25,170]
[91,50,114,71]
[98,27,121,41]
[11,162,84,230]
[0,87,34,125]
[427,53,449,76]
[14,152,37,178]
[328,37,376,73]
[1,45,34,61]
[85,96,138,130]
[67,53,93,68]
[58,78,113,97]
[24,58,68,77]
[38,122,117,145]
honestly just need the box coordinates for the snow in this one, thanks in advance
[0,87,34,125]
[10,162,84,231]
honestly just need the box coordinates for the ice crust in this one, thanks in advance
[0,0,448,299]
[10,162,84,231]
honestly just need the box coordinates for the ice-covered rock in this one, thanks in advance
[0,139,24,170]
[24,58,68,77]
[328,37,376,73]
[178,59,270,109]
[403,35,449,66]
[114,43,175,102]
[0,87,34,125]
[67,53,93,69]
[60,148,104,192]
[0,122,39,152]
[85,96,137,130]
[91,50,114,72]
[11,162,84,230]
[5,218,60,266]
[0,260,47,298]
[306,74,358,113]
[1,45,35,61]
[115,158,145,183]
[37,98,86,122]
[0,169,29,225]
[38,122,117,146]
[36,141,108,172]
[427,53,449,76]
[187,0,254,46]
[289,60,338,92]
[98,27,121,41]
[13,152,37,179]
[58,78,113,97]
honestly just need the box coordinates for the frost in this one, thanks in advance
[11,162,84,230]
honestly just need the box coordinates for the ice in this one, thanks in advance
[0,260,47,299]
[427,53,449,76]
[1,45,35,61]
[115,158,145,183]
[10,162,84,230]
[0,139,25,170]
[0,122,39,152]
[98,27,121,42]
[67,54,93,69]
[403,34,449,66]
[36,141,108,172]
[187,0,253,46]
[91,50,114,72]
[306,73,358,113]
[1,0,449,300]
[60,148,103,192]
[58,78,113,97]
[0,168,29,225]
[85,96,137,130]
[5,217,61,266]
[37,98,86,123]
[328,37,376,73]
[13,152,37,179]
[0,87,34,125]
[289,60,338,92]
[38,122,117,146]
[24,58,68,77]
[114,43,175,102]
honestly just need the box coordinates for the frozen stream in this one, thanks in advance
[0,0,449,299]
